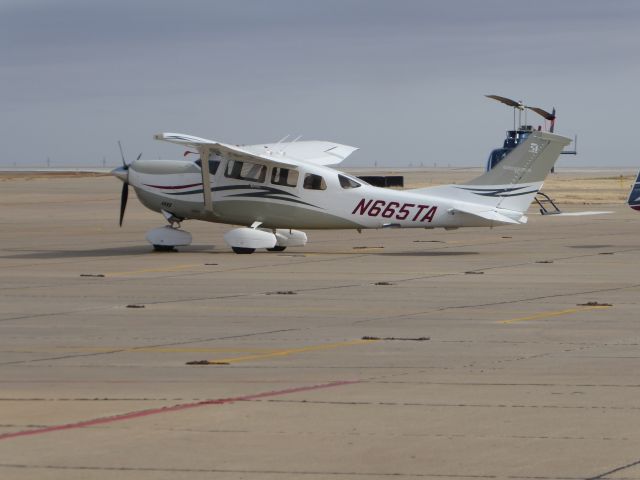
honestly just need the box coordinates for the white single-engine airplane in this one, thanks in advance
[111,131,571,253]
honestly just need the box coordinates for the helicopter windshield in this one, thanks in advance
[486,148,509,171]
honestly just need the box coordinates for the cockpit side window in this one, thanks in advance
[271,167,299,187]
[224,159,267,183]
[195,159,220,175]
[303,173,327,191]
[338,174,361,189]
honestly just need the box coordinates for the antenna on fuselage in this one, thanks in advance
[279,135,302,155]
[274,134,290,152]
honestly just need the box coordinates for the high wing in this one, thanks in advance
[155,132,325,211]
[242,140,358,166]
[154,132,301,169]
[155,133,358,167]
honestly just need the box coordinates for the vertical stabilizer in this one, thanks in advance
[459,131,570,213]
[465,131,571,187]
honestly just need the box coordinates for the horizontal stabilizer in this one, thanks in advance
[450,205,527,225]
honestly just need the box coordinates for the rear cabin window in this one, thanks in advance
[195,159,220,175]
[271,167,299,187]
[303,173,327,191]
[338,174,361,189]
[224,159,267,183]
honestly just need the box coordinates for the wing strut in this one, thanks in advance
[200,149,213,211]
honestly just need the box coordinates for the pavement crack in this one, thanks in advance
[0,328,300,366]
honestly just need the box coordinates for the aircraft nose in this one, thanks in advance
[110,166,129,183]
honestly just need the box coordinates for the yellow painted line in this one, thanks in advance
[107,264,202,277]
[8,347,275,354]
[498,305,611,324]
[208,338,379,364]
[10,340,380,359]
[131,347,274,353]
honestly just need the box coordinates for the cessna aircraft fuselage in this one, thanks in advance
[128,159,481,230]
[111,131,570,253]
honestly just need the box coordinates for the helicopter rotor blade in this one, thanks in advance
[486,94,523,109]
[526,106,556,121]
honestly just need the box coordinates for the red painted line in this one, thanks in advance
[0,380,358,441]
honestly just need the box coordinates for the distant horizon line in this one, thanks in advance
[1,165,637,172]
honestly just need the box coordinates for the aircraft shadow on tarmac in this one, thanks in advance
[568,244,614,249]
[379,251,478,257]
[0,245,215,259]
[1,246,478,259]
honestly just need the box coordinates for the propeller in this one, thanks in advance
[114,141,142,227]
[119,176,128,227]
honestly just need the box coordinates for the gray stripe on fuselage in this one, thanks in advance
[213,200,361,229]
[133,187,362,229]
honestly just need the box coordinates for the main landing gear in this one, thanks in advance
[224,227,307,254]
[144,217,307,254]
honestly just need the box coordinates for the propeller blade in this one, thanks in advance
[118,141,127,168]
[486,94,523,109]
[119,182,129,227]
[526,106,556,121]
[200,149,213,211]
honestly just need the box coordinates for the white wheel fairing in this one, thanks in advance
[223,228,277,250]
[145,226,192,247]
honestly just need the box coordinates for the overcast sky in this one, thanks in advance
[2,0,639,167]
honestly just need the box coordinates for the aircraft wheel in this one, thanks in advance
[266,246,286,252]
[153,244,177,252]
[232,247,255,254]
